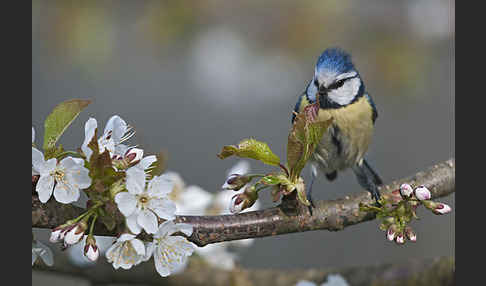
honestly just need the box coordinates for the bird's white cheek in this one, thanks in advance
[328,77,361,105]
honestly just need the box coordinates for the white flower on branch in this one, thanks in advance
[144,221,194,277]
[81,115,134,161]
[115,171,176,234]
[32,240,54,267]
[106,233,146,270]
[32,147,91,204]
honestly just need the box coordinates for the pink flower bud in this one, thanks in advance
[84,236,99,262]
[404,226,417,242]
[395,233,405,244]
[386,225,398,241]
[414,185,431,201]
[229,194,245,214]
[432,203,452,215]
[399,183,413,198]
[125,148,144,163]
[64,223,86,245]
[222,174,251,191]
[49,227,65,243]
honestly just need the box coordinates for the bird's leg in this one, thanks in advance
[352,160,382,206]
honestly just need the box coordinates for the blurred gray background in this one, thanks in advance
[32,0,454,282]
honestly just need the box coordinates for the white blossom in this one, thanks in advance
[194,243,237,270]
[115,172,176,234]
[145,221,194,277]
[106,234,146,270]
[81,115,134,161]
[32,148,91,204]
[32,240,54,267]
[175,185,213,215]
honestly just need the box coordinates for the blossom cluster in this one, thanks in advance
[32,113,194,277]
[360,183,452,245]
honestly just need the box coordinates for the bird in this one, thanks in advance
[292,48,383,208]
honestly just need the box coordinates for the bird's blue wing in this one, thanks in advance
[365,93,378,124]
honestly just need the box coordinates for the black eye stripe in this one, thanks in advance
[314,78,319,87]
[328,75,358,90]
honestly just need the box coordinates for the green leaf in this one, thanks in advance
[217,138,280,166]
[287,103,333,180]
[259,173,288,186]
[43,99,92,151]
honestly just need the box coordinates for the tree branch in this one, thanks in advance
[32,158,455,246]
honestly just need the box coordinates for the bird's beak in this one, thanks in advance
[318,85,328,96]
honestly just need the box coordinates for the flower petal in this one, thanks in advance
[126,166,146,195]
[32,147,45,171]
[118,233,137,242]
[147,175,174,198]
[53,182,80,204]
[148,198,176,220]
[104,115,127,144]
[176,185,212,215]
[36,175,54,203]
[153,249,171,277]
[126,214,142,235]
[175,223,194,236]
[66,166,92,189]
[143,242,155,261]
[115,192,137,217]
[137,210,158,234]
[137,155,157,170]
[154,220,176,238]
[227,160,250,177]
[81,118,97,161]
[130,238,146,256]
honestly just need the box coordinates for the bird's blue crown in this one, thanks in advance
[316,48,355,74]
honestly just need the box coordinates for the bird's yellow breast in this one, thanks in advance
[312,96,375,168]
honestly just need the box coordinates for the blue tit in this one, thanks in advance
[292,48,383,207]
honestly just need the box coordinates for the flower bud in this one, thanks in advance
[229,186,258,214]
[49,227,65,243]
[229,194,245,214]
[125,148,144,164]
[431,203,452,215]
[404,226,417,242]
[386,224,398,241]
[84,235,99,262]
[399,183,413,198]
[222,174,251,191]
[414,185,431,201]
[395,232,405,244]
[64,222,87,245]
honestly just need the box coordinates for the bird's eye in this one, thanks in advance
[330,79,346,90]
[314,79,319,87]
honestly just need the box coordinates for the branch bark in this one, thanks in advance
[32,158,455,246]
